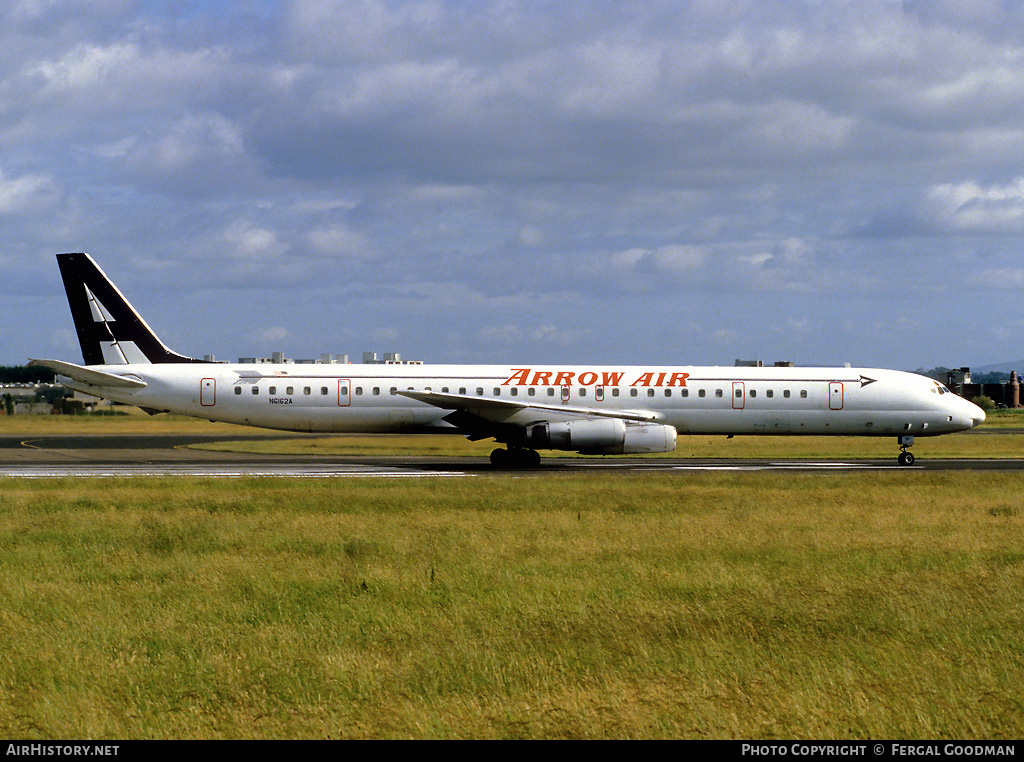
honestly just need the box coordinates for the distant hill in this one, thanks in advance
[969,360,1024,374]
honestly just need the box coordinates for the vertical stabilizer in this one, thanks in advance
[57,253,207,365]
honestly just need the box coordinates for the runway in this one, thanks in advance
[3,432,1024,477]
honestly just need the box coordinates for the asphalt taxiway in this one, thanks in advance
[3,432,1024,478]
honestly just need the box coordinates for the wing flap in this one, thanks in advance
[396,389,662,423]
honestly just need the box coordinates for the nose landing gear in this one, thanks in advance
[897,435,915,466]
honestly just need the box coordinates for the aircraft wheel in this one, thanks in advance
[510,448,541,468]
[898,451,915,466]
[491,448,541,468]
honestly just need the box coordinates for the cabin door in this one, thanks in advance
[829,382,844,410]
[200,378,216,406]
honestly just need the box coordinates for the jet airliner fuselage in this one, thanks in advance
[30,253,986,467]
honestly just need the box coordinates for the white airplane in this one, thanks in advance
[31,253,985,467]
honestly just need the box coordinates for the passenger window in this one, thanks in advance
[476,388,483,395]
[269,386,277,395]
[664,389,671,397]
[800,390,808,398]
[612,388,620,397]
[698,389,706,398]
[234,387,241,395]
[681,389,689,397]
[321,387,329,395]
[373,387,380,395]
[304,387,311,395]
[286,386,294,395]
[355,387,362,395]
[547,388,555,396]
[252,386,259,395]
[784,390,791,398]
[716,389,723,397]
[766,390,773,398]
[511,388,519,396]
[630,389,638,397]
[647,388,654,397]
[579,388,587,397]
[528,388,536,396]
[459,387,467,395]
[749,389,756,398]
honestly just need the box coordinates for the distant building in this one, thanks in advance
[0,383,113,415]
[237,351,421,365]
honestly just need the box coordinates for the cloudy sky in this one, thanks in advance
[3,0,1024,370]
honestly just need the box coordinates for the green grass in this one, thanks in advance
[975,408,1024,429]
[1,473,1022,738]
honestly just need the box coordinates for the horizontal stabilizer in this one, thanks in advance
[28,359,147,389]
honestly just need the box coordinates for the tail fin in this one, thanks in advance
[57,252,207,365]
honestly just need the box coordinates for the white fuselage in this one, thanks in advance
[59,363,985,439]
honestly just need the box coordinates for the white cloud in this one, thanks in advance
[610,248,649,270]
[307,224,373,259]
[557,41,664,117]
[968,267,1024,289]
[927,177,1024,231]
[517,225,544,247]
[610,244,707,274]
[652,244,706,273]
[218,220,289,262]
[477,323,587,347]
[0,168,57,213]
[260,326,290,342]
[152,114,245,173]
[30,42,140,94]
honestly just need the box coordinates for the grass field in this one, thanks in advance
[1,412,1022,738]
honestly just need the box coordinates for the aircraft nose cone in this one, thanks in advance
[965,398,986,428]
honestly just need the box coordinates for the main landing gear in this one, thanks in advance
[490,447,542,468]
[897,435,915,467]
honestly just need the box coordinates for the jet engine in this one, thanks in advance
[528,418,677,454]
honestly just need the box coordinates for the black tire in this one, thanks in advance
[898,451,915,466]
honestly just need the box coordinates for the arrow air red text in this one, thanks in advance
[502,368,690,387]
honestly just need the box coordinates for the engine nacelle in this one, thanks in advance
[528,418,677,455]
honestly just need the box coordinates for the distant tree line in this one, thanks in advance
[972,371,1016,385]
[915,367,1017,385]
[0,365,56,384]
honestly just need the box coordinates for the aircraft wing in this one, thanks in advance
[396,389,663,423]
[28,359,147,389]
